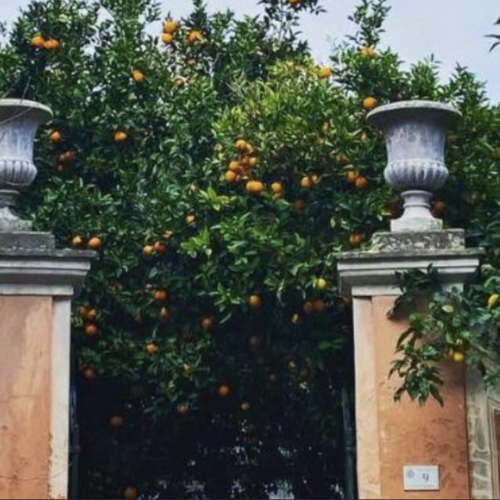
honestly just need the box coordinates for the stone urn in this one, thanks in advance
[367,100,461,233]
[0,99,53,231]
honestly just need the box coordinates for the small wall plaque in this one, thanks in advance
[403,465,440,491]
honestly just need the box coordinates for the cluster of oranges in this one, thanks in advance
[345,168,368,190]
[31,34,60,50]
[359,46,377,59]
[225,139,263,192]
[143,240,168,257]
[318,67,333,79]
[72,235,103,251]
[162,20,179,45]
[79,306,100,338]
[303,299,327,315]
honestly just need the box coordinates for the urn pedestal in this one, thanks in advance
[0,99,92,500]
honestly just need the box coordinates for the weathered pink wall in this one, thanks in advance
[354,296,471,500]
[0,297,53,500]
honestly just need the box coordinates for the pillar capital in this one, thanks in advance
[338,229,483,298]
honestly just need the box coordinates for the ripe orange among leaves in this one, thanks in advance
[187,30,203,45]
[154,241,167,254]
[229,160,241,173]
[303,301,315,315]
[72,235,84,248]
[143,245,154,257]
[59,151,76,163]
[249,295,262,309]
[236,139,251,153]
[349,233,365,248]
[318,67,333,79]
[146,343,160,355]
[44,38,60,50]
[110,415,125,429]
[433,200,446,217]
[162,33,174,45]
[87,308,98,320]
[363,96,377,111]
[85,323,99,337]
[218,385,231,399]
[355,176,368,189]
[177,404,189,416]
[225,170,238,184]
[201,317,214,330]
[132,70,145,82]
[186,215,196,226]
[241,402,251,412]
[246,180,265,194]
[163,20,179,34]
[301,176,314,189]
[83,367,96,381]
[31,35,46,48]
[49,131,62,144]
[154,289,168,303]
[271,182,283,194]
[114,131,128,143]
[313,299,327,314]
[160,307,171,319]
[124,487,139,500]
[88,237,103,250]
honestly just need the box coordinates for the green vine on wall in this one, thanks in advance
[390,266,500,406]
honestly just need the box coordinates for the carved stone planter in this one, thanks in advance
[368,100,461,232]
[0,99,53,231]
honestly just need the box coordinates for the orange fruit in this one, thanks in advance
[337,153,350,166]
[313,299,327,314]
[249,295,262,309]
[271,182,283,194]
[177,404,189,416]
[59,151,76,163]
[85,323,99,338]
[72,235,84,248]
[201,317,214,330]
[236,139,251,154]
[145,343,160,355]
[154,289,168,303]
[318,67,333,79]
[82,367,96,381]
[218,385,231,399]
[163,230,174,240]
[78,306,90,318]
[248,157,259,168]
[453,351,465,364]
[301,176,314,189]
[433,200,446,217]
[31,35,46,49]
[160,307,171,319]
[186,215,196,226]
[360,131,369,142]
[49,131,62,144]
[346,170,358,184]
[355,176,368,189]
[110,415,125,429]
[162,33,174,45]
[288,0,303,4]
[143,245,154,257]
[154,241,167,254]
[360,46,377,58]
[229,160,242,173]
[241,402,251,412]
[124,487,139,500]
[132,69,145,82]
[349,233,365,249]
[246,181,265,194]
[303,301,315,315]
[44,39,60,50]
[187,30,203,45]
[114,131,128,143]
[291,313,300,325]
[363,97,377,111]
[225,170,238,184]
[163,20,179,34]
[88,237,103,251]
[87,308,98,320]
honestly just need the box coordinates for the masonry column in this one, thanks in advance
[337,101,482,500]
[0,100,92,500]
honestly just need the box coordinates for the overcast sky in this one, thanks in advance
[1,0,499,101]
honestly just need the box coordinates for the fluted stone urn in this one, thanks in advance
[368,100,461,233]
[0,99,53,231]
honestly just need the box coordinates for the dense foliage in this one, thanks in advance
[0,0,499,498]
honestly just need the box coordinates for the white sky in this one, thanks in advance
[1,0,499,101]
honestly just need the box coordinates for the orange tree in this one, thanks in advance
[1,0,500,498]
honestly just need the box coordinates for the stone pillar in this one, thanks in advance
[337,101,483,499]
[0,100,92,499]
